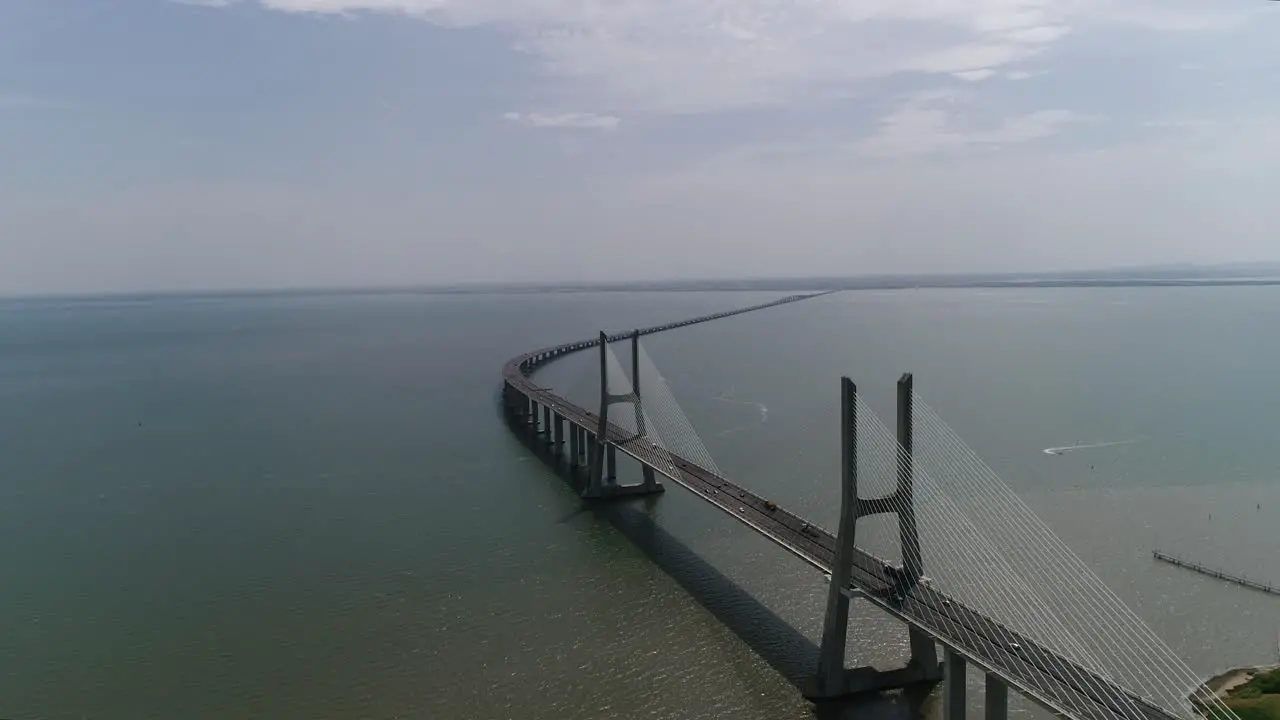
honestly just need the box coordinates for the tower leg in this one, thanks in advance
[815,382,858,695]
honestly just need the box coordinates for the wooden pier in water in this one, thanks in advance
[1152,550,1280,597]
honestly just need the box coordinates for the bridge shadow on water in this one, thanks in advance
[510,415,937,720]
[582,495,936,720]
[533,485,930,712]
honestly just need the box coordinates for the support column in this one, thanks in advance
[898,376,939,675]
[542,405,553,445]
[631,330,646,436]
[606,446,617,482]
[897,373,923,584]
[631,329,640,392]
[908,628,939,677]
[553,414,565,455]
[815,376,859,696]
[588,332,610,496]
[943,649,966,720]
[984,673,1007,720]
[569,424,580,470]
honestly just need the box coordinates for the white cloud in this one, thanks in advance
[954,69,997,82]
[853,91,1087,158]
[171,0,242,7]
[503,111,620,131]
[236,0,1247,115]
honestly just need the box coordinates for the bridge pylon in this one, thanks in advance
[583,330,664,499]
[806,374,943,700]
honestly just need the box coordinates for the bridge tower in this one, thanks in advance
[583,330,664,499]
[807,373,943,699]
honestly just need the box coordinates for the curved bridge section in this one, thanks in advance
[501,292,830,390]
[497,293,1182,720]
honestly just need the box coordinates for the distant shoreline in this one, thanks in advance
[8,275,1280,302]
[1195,665,1280,704]
[419,276,1280,294]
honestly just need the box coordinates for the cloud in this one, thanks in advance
[502,111,620,131]
[954,69,997,82]
[235,0,1246,115]
[853,91,1087,158]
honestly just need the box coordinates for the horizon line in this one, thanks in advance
[6,260,1280,302]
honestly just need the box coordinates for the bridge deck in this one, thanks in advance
[502,295,1180,720]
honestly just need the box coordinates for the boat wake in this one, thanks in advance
[1043,439,1139,456]
[712,385,768,423]
[712,385,768,436]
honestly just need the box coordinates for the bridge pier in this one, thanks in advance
[808,375,942,701]
[569,424,580,471]
[943,648,966,720]
[586,431,596,478]
[553,414,565,454]
[985,672,1007,720]
[542,405,553,447]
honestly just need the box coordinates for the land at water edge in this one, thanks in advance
[1198,666,1280,720]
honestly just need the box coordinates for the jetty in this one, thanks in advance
[1152,551,1280,597]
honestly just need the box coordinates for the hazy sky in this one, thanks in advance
[4,0,1280,293]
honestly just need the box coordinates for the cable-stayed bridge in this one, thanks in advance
[499,293,1230,720]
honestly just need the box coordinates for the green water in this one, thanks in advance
[1,288,1278,720]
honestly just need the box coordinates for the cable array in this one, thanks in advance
[907,392,1232,720]
[557,337,1229,720]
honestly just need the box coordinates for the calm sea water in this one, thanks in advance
[1,288,1277,720]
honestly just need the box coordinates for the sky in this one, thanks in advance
[4,0,1280,293]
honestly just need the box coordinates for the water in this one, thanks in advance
[1,288,1277,720]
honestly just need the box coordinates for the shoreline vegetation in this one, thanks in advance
[1197,666,1280,720]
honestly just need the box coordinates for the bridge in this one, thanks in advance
[499,293,1233,720]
